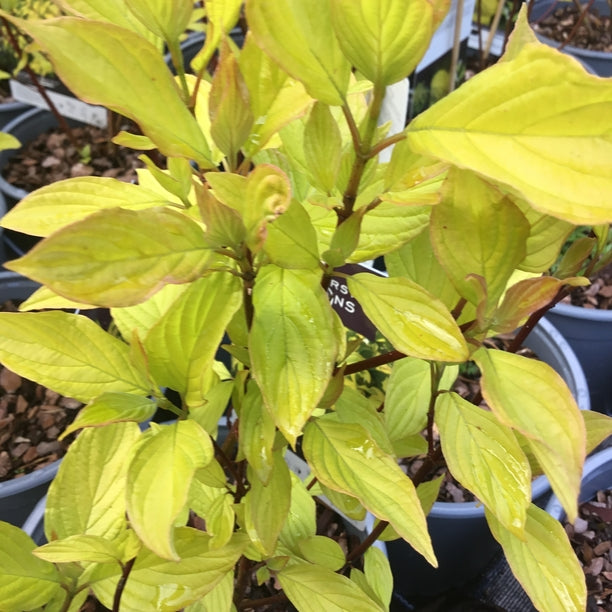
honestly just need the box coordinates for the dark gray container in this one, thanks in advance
[546,446,612,521]
[0,271,57,528]
[530,0,611,77]
[546,303,612,415]
[386,317,590,603]
[0,101,32,130]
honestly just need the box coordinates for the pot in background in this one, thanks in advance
[545,303,612,415]
[386,317,591,604]
[0,100,32,130]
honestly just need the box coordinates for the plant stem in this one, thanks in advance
[345,518,389,564]
[113,557,136,612]
[237,593,289,609]
[341,349,405,376]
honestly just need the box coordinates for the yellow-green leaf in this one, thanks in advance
[127,420,214,560]
[124,0,193,43]
[407,26,612,225]
[250,266,338,444]
[144,273,242,405]
[0,132,20,151]
[240,33,313,156]
[363,546,393,609]
[583,411,612,455]
[46,422,142,540]
[5,207,212,307]
[90,530,247,611]
[474,347,586,522]
[183,569,234,612]
[486,504,586,612]
[0,522,61,612]
[278,562,384,612]
[60,392,157,440]
[303,417,436,567]
[279,472,317,551]
[34,534,122,564]
[347,273,468,362]
[244,451,291,555]
[430,169,530,314]
[239,381,276,485]
[330,0,437,86]
[386,228,460,313]
[297,536,345,571]
[0,311,150,403]
[246,0,350,106]
[436,392,531,536]
[14,17,214,166]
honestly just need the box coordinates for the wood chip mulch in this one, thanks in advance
[562,264,612,310]
[565,490,612,612]
[532,4,612,52]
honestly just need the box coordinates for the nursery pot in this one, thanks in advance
[545,303,612,416]
[385,317,591,604]
[546,446,612,521]
[0,271,59,528]
[529,0,612,77]
[0,100,32,130]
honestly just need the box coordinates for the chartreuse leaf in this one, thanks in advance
[583,411,612,454]
[124,0,192,43]
[430,169,530,315]
[19,286,93,312]
[246,0,350,106]
[191,0,242,73]
[250,266,338,444]
[196,183,246,252]
[90,529,247,611]
[34,534,122,565]
[297,536,345,571]
[112,283,188,342]
[244,450,291,555]
[474,348,586,522]
[303,416,436,567]
[0,522,62,611]
[385,358,458,446]
[352,204,431,262]
[347,273,468,362]
[329,0,438,87]
[385,228,461,312]
[363,546,393,609]
[278,562,384,612]
[239,381,276,484]
[436,392,531,536]
[486,504,586,612]
[209,41,254,167]
[304,102,343,193]
[13,17,214,167]
[144,273,242,405]
[126,420,214,560]
[0,177,170,237]
[0,311,150,403]
[6,207,212,307]
[514,200,573,273]
[60,392,156,440]
[183,569,234,612]
[264,200,320,269]
[204,494,235,551]
[406,16,612,225]
[46,422,142,541]
[279,472,317,551]
[0,132,19,150]
[240,34,313,157]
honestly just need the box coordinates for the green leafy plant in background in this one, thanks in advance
[0,0,612,610]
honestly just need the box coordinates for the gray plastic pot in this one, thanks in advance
[0,100,32,130]
[546,446,612,521]
[530,0,611,77]
[386,317,591,604]
[0,188,6,264]
[545,303,612,416]
[0,271,59,528]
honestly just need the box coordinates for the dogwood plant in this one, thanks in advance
[1,0,612,610]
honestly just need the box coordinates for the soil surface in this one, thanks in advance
[564,490,612,611]
[2,122,144,193]
[532,3,612,52]
[562,263,612,310]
